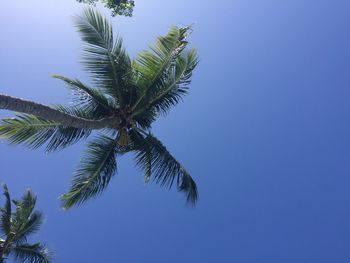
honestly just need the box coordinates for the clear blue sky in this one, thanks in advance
[1,0,350,262]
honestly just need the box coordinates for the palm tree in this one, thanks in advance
[0,8,198,209]
[0,185,52,262]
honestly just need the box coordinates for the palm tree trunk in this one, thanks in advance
[0,94,120,129]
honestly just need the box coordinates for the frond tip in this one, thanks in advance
[132,131,198,206]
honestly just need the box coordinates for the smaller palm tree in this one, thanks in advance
[0,185,52,263]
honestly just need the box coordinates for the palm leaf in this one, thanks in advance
[14,211,43,244]
[132,26,192,112]
[132,131,198,205]
[75,7,131,105]
[134,48,198,118]
[11,243,52,263]
[52,75,114,116]
[13,190,36,226]
[61,134,119,209]
[0,185,12,236]
[0,114,91,152]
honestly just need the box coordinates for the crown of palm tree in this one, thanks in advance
[0,185,52,263]
[0,8,199,209]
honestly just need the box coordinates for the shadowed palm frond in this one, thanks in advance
[132,131,198,205]
[0,114,91,152]
[0,185,11,236]
[11,243,52,263]
[11,190,38,244]
[14,211,43,244]
[75,7,132,105]
[13,190,36,226]
[61,134,119,209]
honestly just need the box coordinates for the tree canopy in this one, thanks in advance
[0,8,199,209]
[77,0,135,17]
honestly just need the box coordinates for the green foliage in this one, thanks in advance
[74,8,132,106]
[132,130,198,205]
[12,243,51,263]
[0,114,91,152]
[0,8,199,209]
[77,0,135,17]
[0,185,52,262]
[61,135,119,208]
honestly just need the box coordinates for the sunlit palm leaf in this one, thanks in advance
[61,134,119,209]
[0,114,91,152]
[75,7,131,105]
[132,26,192,112]
[135,48,198,117]
[132,131,198,205]
[11,243,52,263]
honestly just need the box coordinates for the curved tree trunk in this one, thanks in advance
[0,94,120,129]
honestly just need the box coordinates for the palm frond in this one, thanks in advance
[75,7,131,105]
[14,211,43,244]
[13,190,36,226]
[133,108,156,130]
[52,75,114,115]
[11,243,52,263]
[135,48,198,118]
[0,114,91,152]
[11,190,38,244]
[132,26,192,112]
[132,131,198,205]
[0,185,12,235]
[61,134,119,209]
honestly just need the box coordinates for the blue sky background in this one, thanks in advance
[1,0,350,262]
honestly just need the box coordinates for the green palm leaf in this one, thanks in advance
[0,114,91,152]
[11,190,38,244]
[11,243,52,263]
[75,7,131,105]
[132,26,191,112]
[12,190,36,226]
[52,75,114,116]
[14,211,43,244]
[132,131,198,205]
[61,134,119,209]
[0,185,11,236]
[134,48,198,118]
